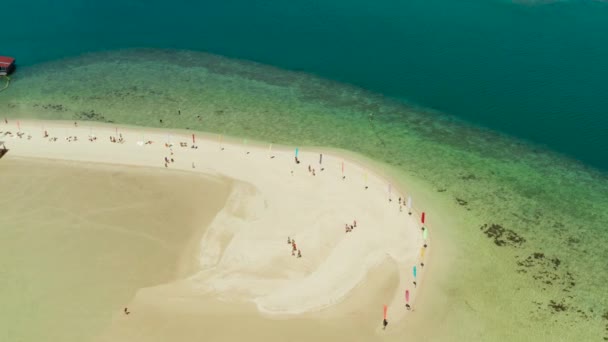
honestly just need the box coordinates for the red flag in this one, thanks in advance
[421,212,426,224]
[383,304,387,319]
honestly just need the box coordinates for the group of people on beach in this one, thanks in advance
[163,155,175,168]
[287,237,302,258]
[307,164,317,176]
[344,220,357,233]
[1,131,28,139]
[110,134,124,144]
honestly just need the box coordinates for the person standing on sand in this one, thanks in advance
[297,250,302,258]
[124,307,130,315]
[383,319,388,330]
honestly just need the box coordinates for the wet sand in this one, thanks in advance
[0,157,232,341]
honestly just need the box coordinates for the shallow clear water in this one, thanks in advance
[1,49,607,339]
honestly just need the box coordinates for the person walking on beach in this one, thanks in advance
[297,250,302,258]
[124,307,130,315]
[383,319,388,330]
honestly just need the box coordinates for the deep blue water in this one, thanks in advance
[5,0,608,170]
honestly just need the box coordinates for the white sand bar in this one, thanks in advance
[2,120,428,320]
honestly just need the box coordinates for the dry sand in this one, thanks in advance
[1,119,431,341]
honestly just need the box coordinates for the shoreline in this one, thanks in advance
[2,119,438,331]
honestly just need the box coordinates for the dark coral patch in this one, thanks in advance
[480,223,525,247]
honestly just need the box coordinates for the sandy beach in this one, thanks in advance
[1,119,431,341]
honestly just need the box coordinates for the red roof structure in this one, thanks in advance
[0,56,15,67]
[0,56,15,76]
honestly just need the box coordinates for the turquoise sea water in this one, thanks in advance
[4,0,608,170]
[2,0,608,340]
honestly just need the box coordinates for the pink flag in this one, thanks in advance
[383,304,388,320]
[405,290,410,303]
